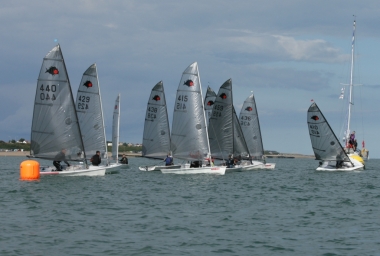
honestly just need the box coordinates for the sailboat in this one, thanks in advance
[75,64,122,172]
[106,94,125,170]
[161,62,226,175]
[208,79,264,171]
[139,81,180,171]
[307,20,366,171]
[307,102,364,171]
[31,45,105,176]
[239,93,276,169]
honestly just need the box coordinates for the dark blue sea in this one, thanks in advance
[1,156,380,255]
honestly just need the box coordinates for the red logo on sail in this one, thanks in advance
[153,95,161,101]
[207,100,214,106]
[45,66,59,75]
[311,115,319,121]
[184,80,194,87]
[83,81,93,88]
[220,93,227,99]
[245,106,253,111]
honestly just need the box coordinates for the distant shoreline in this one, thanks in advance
[0,151,313,158]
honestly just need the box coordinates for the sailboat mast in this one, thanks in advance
[346,19,356,143]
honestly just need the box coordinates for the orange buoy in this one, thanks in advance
[20,160,40,180]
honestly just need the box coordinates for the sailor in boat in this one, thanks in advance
[53,149,70,171]
[190,160,202,168]
[119,154,128,164]
[226,155,235,168]
[164,154,174,166]
[90,151,101,166]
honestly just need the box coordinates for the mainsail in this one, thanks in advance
[239,94,264,160]
[204,86,217,127]
[171,62,210,160]
[75,63,107,161]
[30,44,85,161]
[307,102,349,161]
[112,94,120,162]
[142,81,171,159]
[208,79,249,160]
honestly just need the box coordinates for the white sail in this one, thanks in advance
[75,63,107,162]
[112,94,120,162]
[232,108,250,158]
[31,44,85,161]
[208,79,234,160]
[142,81,171,159]
[239,94,264,160]
[307,102,350,162]
[170,62,210,161]
[208,79,250,160]
[204,86,216,127]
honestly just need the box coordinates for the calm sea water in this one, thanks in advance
[1,156,380,255]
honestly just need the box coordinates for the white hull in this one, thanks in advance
[40,165,105,176]
[161,165,226,175]
[316,155,364,171]
[226,161,276,171]
[139,165,181,171]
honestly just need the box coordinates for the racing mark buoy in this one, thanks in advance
[20,160,40,180]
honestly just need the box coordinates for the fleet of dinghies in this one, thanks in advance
[26,19,371,178]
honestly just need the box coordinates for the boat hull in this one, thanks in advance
[40,165,105,176]
[139,165,181,171]
[316,155,364,171]
[225,161,276,171]
[161,165,226,175]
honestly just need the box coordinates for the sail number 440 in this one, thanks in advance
[39,84,56,101]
